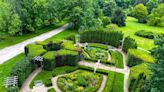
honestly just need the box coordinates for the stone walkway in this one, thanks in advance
[0,24,69,64]
[21,68,42,92]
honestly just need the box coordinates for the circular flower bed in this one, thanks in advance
[57,70,103,92]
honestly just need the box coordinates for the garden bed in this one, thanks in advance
[57,70,103,92]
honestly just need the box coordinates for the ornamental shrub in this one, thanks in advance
[127,49,154,67]
[135,30,154,39]
[80,30,123,47]
[10,57,35,87]
[123,36,137,53]
[44,41,62,51]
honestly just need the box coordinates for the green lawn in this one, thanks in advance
[0,21,67,49]
[115,51,124,69]
[112,72,124,92]
[119,17,164,50]
[0,54,25,92]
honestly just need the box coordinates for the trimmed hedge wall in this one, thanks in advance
[61,41,79,51]
[25,44,46,57]
[80,30,123,47]
[123,36,137,53]
[127,49,154,67]
[10,57,34,87]
[42,50,79,70]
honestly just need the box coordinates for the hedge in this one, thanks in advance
[127,49,154,67]
[44,41,62,51]
[88,43,108,50]
[25,44,46,57]
[135,30,154,39]
[112,72,124,92]
[42,50,79,70]
[103,71,115,92]
[80,30,123,47]
[10,57,34,87]
[61,40,79,51]
[48,88,56,92]
[42,51,56,71]
[123,36,137,53]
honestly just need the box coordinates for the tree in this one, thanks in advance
[146,0,159,14]
[112,8,126,26]
[144,35,164,92]
[0,1,21,35]
[103,0,117,17]
[133,4,148,23]
[147,4,164,27]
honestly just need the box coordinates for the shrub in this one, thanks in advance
[88,43,108,50]
[48,88,56,92]
[127,49,154,67]
[80,30,123,47]
[6,87,19,92]
[25,44,46,57]
[42,51,56,70]
[45,79,52,87]
[135,30,154,39]
[10,57,34,87]
[106,24,119,31]
[123,36,137,53]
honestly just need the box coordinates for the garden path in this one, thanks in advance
[21,68,42,92]
[78,49,130,92]
[0,24,69,64]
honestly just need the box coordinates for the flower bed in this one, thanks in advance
[57,70,103,92]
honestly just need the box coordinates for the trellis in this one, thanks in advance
[4,76,18,88]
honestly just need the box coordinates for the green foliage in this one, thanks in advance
[30,66,78,88]
[88,43,108,50]
[133,4,148,23]
[6,87,19,92]
[80,30,123,47]
[112,8,126,26]
[61,40,79,51]
[0,53,24,92]
[42,51,56,70]
[0,1,21,35]
[127,49,154,67]
[106,24,119,31]
[44,41,62,51]
[57,70,103,92]
[103,71,115,92]
[144,35,164,92]
[147,3,164,27]
[112,72,124,92]
[10,57,34,87]
[146,0,159,13]
[25,44,46,57]
[115,51,124,68]
[135,30,155,39]
[48,88,56,92]
[123,36,137,53]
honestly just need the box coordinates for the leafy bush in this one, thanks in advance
[45,78,52,87]
[135,30,154,39]
[127,49,154,67]
[123,36,137,53]
[6,87,19,92]
[44,41,62,51]
[48,88,56,92]
[80,30,123,47]
[25,44,46,57]
[10,57,34,87]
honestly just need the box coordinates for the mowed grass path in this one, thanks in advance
[0,21,66,49]
[119,17,164,50]
[0,29,77,92]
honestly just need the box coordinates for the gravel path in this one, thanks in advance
[97,75,107,92]
[21,68,42,92]
[0,24,69,64]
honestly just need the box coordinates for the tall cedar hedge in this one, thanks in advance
[10,58,35,87]
[80,30,123,47]
[123,36,137,53]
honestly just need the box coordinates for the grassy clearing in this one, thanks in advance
[119,17,164,50]
[0,21,67,49]
[115,51,124,69]
[0,54,25,92]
